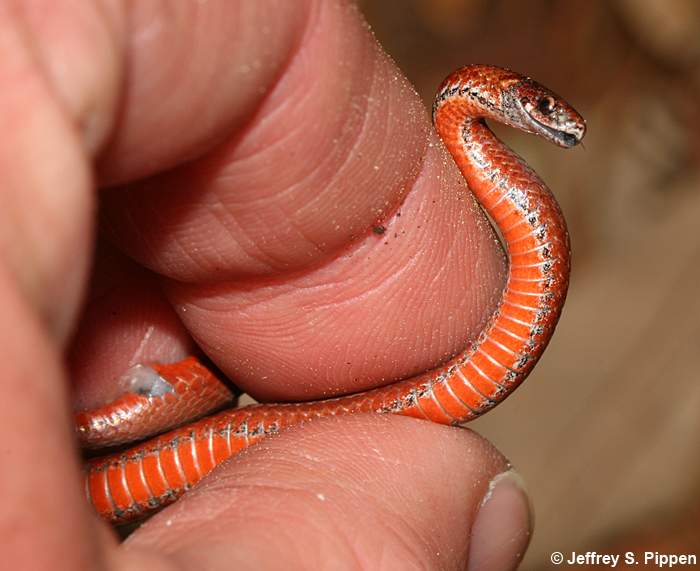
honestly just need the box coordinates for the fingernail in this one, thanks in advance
[467,470,533,571]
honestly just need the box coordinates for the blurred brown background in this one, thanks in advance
[357,0,700,567]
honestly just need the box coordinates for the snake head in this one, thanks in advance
[508,80,586,148]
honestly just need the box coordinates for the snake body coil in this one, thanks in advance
[82,65,586,523]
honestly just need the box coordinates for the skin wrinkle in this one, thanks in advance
[304,51,380,211]
[292,247,419,315]
[378,516,441,569]
[298,270,426,378]
[234,7,321,169]
[288,509,364,570]
[433,226,489,351]
[208,146,329,273]
[274,518,343,569]
[179,481,324,520]
[192,219,244,279]
[222,83,307,166]
[353,507,428,568]
[203,195,284,272]
[220,104,313,204]
[313,517,367,571]
[423,230,458,290]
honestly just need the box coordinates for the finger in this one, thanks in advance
[91,0,505,401]
[68,241,197,410]
[0,1,126,568]
[0,0,122,340]
[125,416,532,570]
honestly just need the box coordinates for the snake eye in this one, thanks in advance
[537,96,556,115]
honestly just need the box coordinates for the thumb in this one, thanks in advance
[124,415,532,570]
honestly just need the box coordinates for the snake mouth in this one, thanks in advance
[528,116,582,148]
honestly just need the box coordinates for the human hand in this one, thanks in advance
[1,1,531,569]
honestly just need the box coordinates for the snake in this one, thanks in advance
[79,64,586,523]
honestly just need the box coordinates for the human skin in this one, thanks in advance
[0,1,532,569]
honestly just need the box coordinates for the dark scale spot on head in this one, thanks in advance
[373,225,386,235]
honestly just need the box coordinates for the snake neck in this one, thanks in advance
[432,97,571,382]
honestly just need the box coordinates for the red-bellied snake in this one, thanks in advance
[79,64,586,523]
